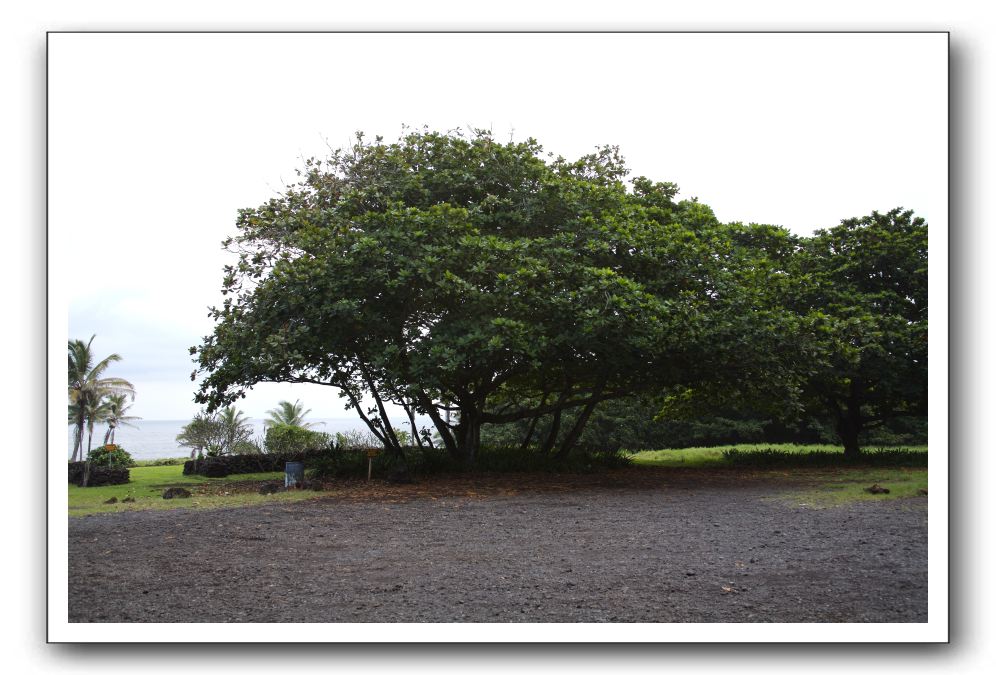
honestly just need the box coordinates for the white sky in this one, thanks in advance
[49,32,947,421]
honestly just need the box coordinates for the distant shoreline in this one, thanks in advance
[66,417,429,461]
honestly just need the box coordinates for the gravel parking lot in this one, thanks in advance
[68,470,928,623]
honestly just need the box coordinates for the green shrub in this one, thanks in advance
[85,444,134,468]
[264,424,333,455]
[306,444,631,479]
[232,438,264,455]
[334,429,382,450]
[132,457,187,467]
[721,447,927,468]
[306,448,376,478]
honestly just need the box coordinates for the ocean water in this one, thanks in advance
[66,418,379,461]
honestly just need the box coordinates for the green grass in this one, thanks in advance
[70,444,930,515]
[629,443,928,506]
[68,464,325,517]
[779,467,928,507]
[629,443,928,468]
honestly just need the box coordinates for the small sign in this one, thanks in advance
[366,448,381,458]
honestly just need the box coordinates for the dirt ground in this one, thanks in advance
[68,469,928,623]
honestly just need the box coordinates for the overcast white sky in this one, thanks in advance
[49,32,947,421]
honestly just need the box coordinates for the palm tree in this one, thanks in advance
[264,399,317,429]
[68,336,135,461]
[217,406,253,454]
[83,396,112,457]
[102,393,142,445]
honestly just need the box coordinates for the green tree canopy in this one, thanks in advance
[790,207,928,456]
[192,130,801,462]
[177,406,255,458]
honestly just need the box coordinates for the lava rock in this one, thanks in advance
[201,461,230,478]
[68,462,130,487]
[122,496,135,503]
[864,484,890,494]
[162,487,192,499]
[103,497,118,504]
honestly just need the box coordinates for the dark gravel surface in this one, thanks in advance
[68,473,927,623]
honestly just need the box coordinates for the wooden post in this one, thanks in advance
[366,447,379,481]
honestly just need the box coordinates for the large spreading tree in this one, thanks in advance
[790,208,928,456]
[192,129,790,462]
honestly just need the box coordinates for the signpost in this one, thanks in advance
[366,448,380,481]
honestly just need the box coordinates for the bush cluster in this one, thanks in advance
[263,424,333,455]
[85,444,134,468]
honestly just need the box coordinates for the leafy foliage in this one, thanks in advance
[263,424,332,455]
[175,406,254,458]
[790,208,928,455]
[193,129,793,463]
[85,444,134,468]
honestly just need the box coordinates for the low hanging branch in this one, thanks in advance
[480,386,626,425]
[357,364,404,456]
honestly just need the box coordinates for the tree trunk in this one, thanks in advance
[71,425,83,462]
[466,415,481,464]
[540,409,563,455]
[519,413,542,451]
[840,425,862,458]
[518,392,550,450]
[403,403,425,450]
[555,391,603,460]
[837,406,863,459]
[360,372,404,458]
[414,389,459,458]
[454,408,481,464]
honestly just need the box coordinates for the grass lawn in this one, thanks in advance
[69,444,929,516]
[629,443,928,507]
[777,466,928,507]
[68,464,327,517]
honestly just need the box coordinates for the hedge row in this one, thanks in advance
[720,448,928,468]
[182,449,331,478]
[67,462,130,487]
